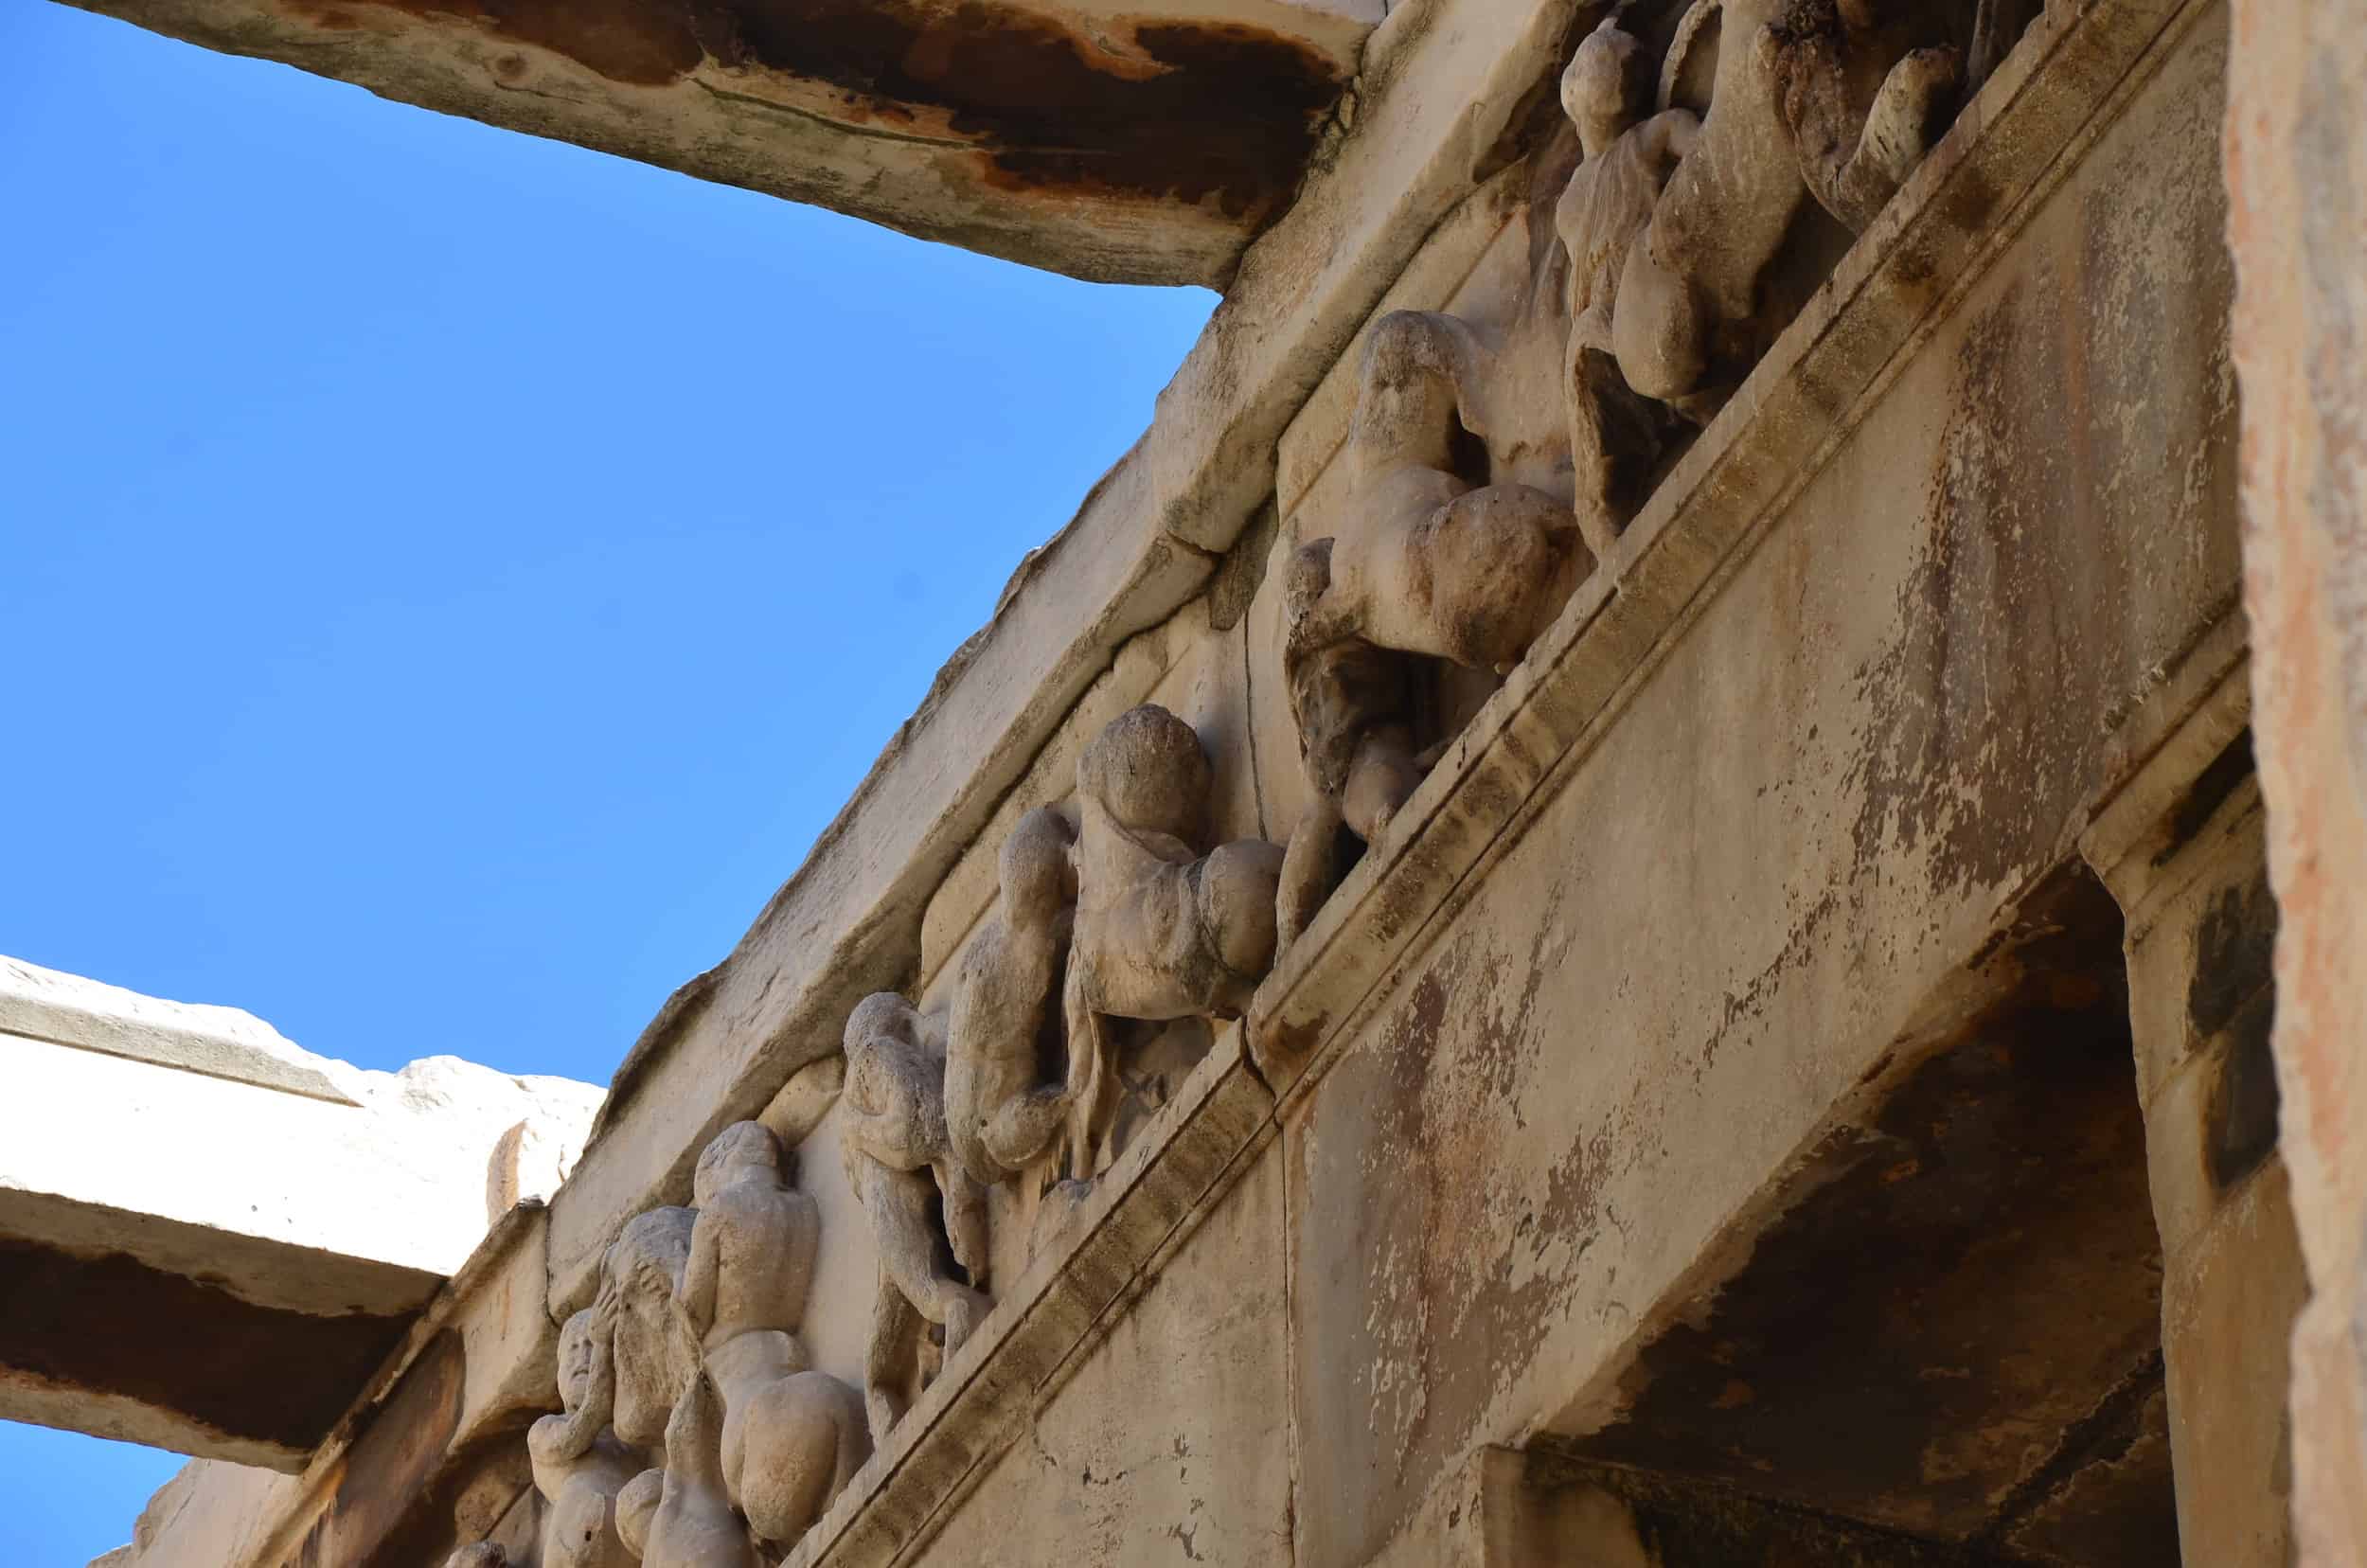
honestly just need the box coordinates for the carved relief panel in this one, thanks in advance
[522,1122,869,1566]
[1264,0,2028,944]
[839,699,1284,1448]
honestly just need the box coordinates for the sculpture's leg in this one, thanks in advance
[615,1470,661,1560]
[1791,38,1962,231]
[1342,723,1422,845]
[1839,46,1961,226]
[1060,970,1116,1180]
[863,1264,919,1445]
[1968,0,2039,91]
[867,1161,992,1357]
[830,1373,871,1492]
[1277,793,1348,956]
[1567,348,1628,562]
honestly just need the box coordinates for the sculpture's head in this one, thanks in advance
[1000,808,1079,933]
[1562,16,1649,159]
[597,1206,702,1447]
[693,1120,785,1204]
[1077,705,1211,844]
[556,1307,603,1413]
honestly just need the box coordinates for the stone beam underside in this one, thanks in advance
[0,960,595,1472]
[57,0,1377,286]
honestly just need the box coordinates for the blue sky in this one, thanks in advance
[0,4,1213,1559]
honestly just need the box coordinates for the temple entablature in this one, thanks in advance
[62,0,2367,1561]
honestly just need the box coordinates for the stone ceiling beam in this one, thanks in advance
[0,958,598,1471]
[56,0,1379,287]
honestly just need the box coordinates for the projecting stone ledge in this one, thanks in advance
[62,0,1379,287]
[0,956,604,1471]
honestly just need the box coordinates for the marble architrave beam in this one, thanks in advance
[0,958,599,1471]
[55,0,1379,287]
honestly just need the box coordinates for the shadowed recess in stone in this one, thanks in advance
[1565,868,2178,1562]
[0,1235,415,1454]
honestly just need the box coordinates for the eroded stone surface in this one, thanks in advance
[62,0,1374,287]
[75,1,2351,1565]
[2226,0,2367,1559]
[1,957,602,1470]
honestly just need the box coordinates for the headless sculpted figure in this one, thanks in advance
[1558,15,1702,559]
[945,808,1078,1188]
[1615,0,1959,405]
[840,993,991,1443]
[1061,706,1283,1175]
[1767,0,1962,234]
[526,1310,644,1568]
[679,1122,868,1552]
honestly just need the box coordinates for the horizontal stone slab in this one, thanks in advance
[0,958,600,1469]
[60,0,1378,286]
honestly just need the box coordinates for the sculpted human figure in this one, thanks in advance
[1615,0,1961,404]
[526,1310,644,1568]
[840,993,991,1442]
[1275,309,1577,951]
[545,1204,697,1474]
[1309,313,1573,677]
[1557,15,1703,558]
[1062,705,1284,1172]
[589,1206,702,1453]
[1766,0,1961,232]
[621,1375,759,1568]
[680,1123,868,1551]
[945,808,1078,1188]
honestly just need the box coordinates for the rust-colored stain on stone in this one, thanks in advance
[1570,870,2175,1556]
[288,0,1342,219]
[290,1329,510,1568]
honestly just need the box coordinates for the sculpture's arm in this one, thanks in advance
[1060,962,1114,1179]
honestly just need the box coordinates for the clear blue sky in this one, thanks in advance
[1,3,1213,1559]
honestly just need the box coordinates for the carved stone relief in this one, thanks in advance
[944,806,1077,1190]
[530,1123,865,1564]
[1276,0,2011,948]
[832,703,1283,1449]
[685,1123,868,1551]
[1062,704,1283,1175]
[622,1374,757,1568]
[1612,0,1966,407]
[841,992,992,1443]
[526,1309,644,1568]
